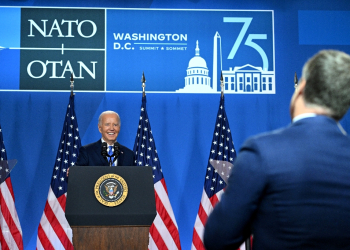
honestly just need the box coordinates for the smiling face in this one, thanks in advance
[98,113,120,145]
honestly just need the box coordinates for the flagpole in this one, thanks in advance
[294,72,298,89]
[141,72,146,97]
[70,73,74,97]
[220,71,224,99]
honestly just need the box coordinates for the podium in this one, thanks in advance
[65,166,156,250]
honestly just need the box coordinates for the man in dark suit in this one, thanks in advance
[203,50,350,249]
[75,111,135,167]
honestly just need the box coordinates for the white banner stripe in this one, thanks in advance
[36,234,44,250]
[0,181,22,235]
[154,181,178,228]
[153,212,177,249]
[0,212,19,250]
[39,211,64,250]
[47,188,71,230]
[148,233,157,250]
[199,189,212,216]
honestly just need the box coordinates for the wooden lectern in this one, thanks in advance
[65,166,156,250]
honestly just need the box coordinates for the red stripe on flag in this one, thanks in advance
[4,178,15,201]
[191,229,205,250]
[150,222,168,250]
[43,201,73,250]
[0,226,10,250]
[154,186,181,249]
[37,223,55,250]
[160,178,168,194]
[209,193,219,208]
[57,194,67,212]
[197,203,208,227]
[0,180,23,250]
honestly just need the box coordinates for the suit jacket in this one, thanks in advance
[204,115,350,250]
[75,140,135,167]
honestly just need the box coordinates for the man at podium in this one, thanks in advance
[75,111,135,167]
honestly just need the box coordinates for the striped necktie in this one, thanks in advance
[108,145,114,166]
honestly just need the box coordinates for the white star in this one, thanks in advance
[230,157,233,161]
[143,136,146,140]
[206,175,209,179]
[228,129,231,133]
[231,148,235,152]
[220,180,224,184]
[141,144,145,148]
[227,138,230,141]
[220,105,223,109]
[58,186,63,190]
[55,166,59,170]
[62,168,67,173]
[57,158,61,162]
[71,116,75,120]
[222,126,226,130]
[149,138,153,142]
[60,177,65,181]
[148,147,152,151]
[218,114,222,118]
[71,162,75,166]
[75,136,79,140]
[211,149,215,153]
[217,123,220,127]
[218,152,222,155]
[60,149,63,153]
[74,145,77,148]
[215,132,219,136]
[76,128,79,131]
[210,187,214,191]
[53,175,57,179]
[224,155,227,159]
[66,151,69,155]
[207,167,211,171]
[147,155,150,159]
[72,153,76,157]
[140,116,143,120]
[64,159,68,164]
[67,142,71,146]
[213,141,217,145]
[141,107,144,111]
[153,166,156,170]
[70,125,73,128]
[1,148,5,153]
[140,152,144,157]
[138,161,142,165]
[219,143,223,147]
[154,157,158,161]
[144,127,148,131]
[138,125,141,129]
[68,133,72,137]
[212,178,216,182]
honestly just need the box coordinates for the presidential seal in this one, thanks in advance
[94,174,128,207]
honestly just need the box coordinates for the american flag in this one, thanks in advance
[191,96,247,250]
[36,95,81,250]
[133,95,182,250]
[0,125,23,250]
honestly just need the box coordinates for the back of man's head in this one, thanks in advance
[302,50,350,120]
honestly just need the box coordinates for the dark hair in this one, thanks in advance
[302,50,350,120]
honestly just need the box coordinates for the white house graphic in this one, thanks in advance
[222,65,275,94]
[176,41,214,93]
[177,33,275,94]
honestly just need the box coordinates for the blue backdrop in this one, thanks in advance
[1,1,350,249]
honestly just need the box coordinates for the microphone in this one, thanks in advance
[113,142,121,163]
[101,142,108,163]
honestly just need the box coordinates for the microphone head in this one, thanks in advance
[113,142,120,158]
[101,142,108,157]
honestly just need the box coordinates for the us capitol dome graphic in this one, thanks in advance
[176,40,214,93]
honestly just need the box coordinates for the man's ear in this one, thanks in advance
[297,78,306,94]
[98,124,102,133]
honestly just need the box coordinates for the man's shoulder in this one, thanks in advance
[81,140,101,150]
[118,143,134,155]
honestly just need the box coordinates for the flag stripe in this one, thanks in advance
[36,96,81,250]
[37,223,55,250]
[149,222,168,250]
[0,125,23,250]
[191,97,243,250]
[0,181,22,250]
[133,95,181,250]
